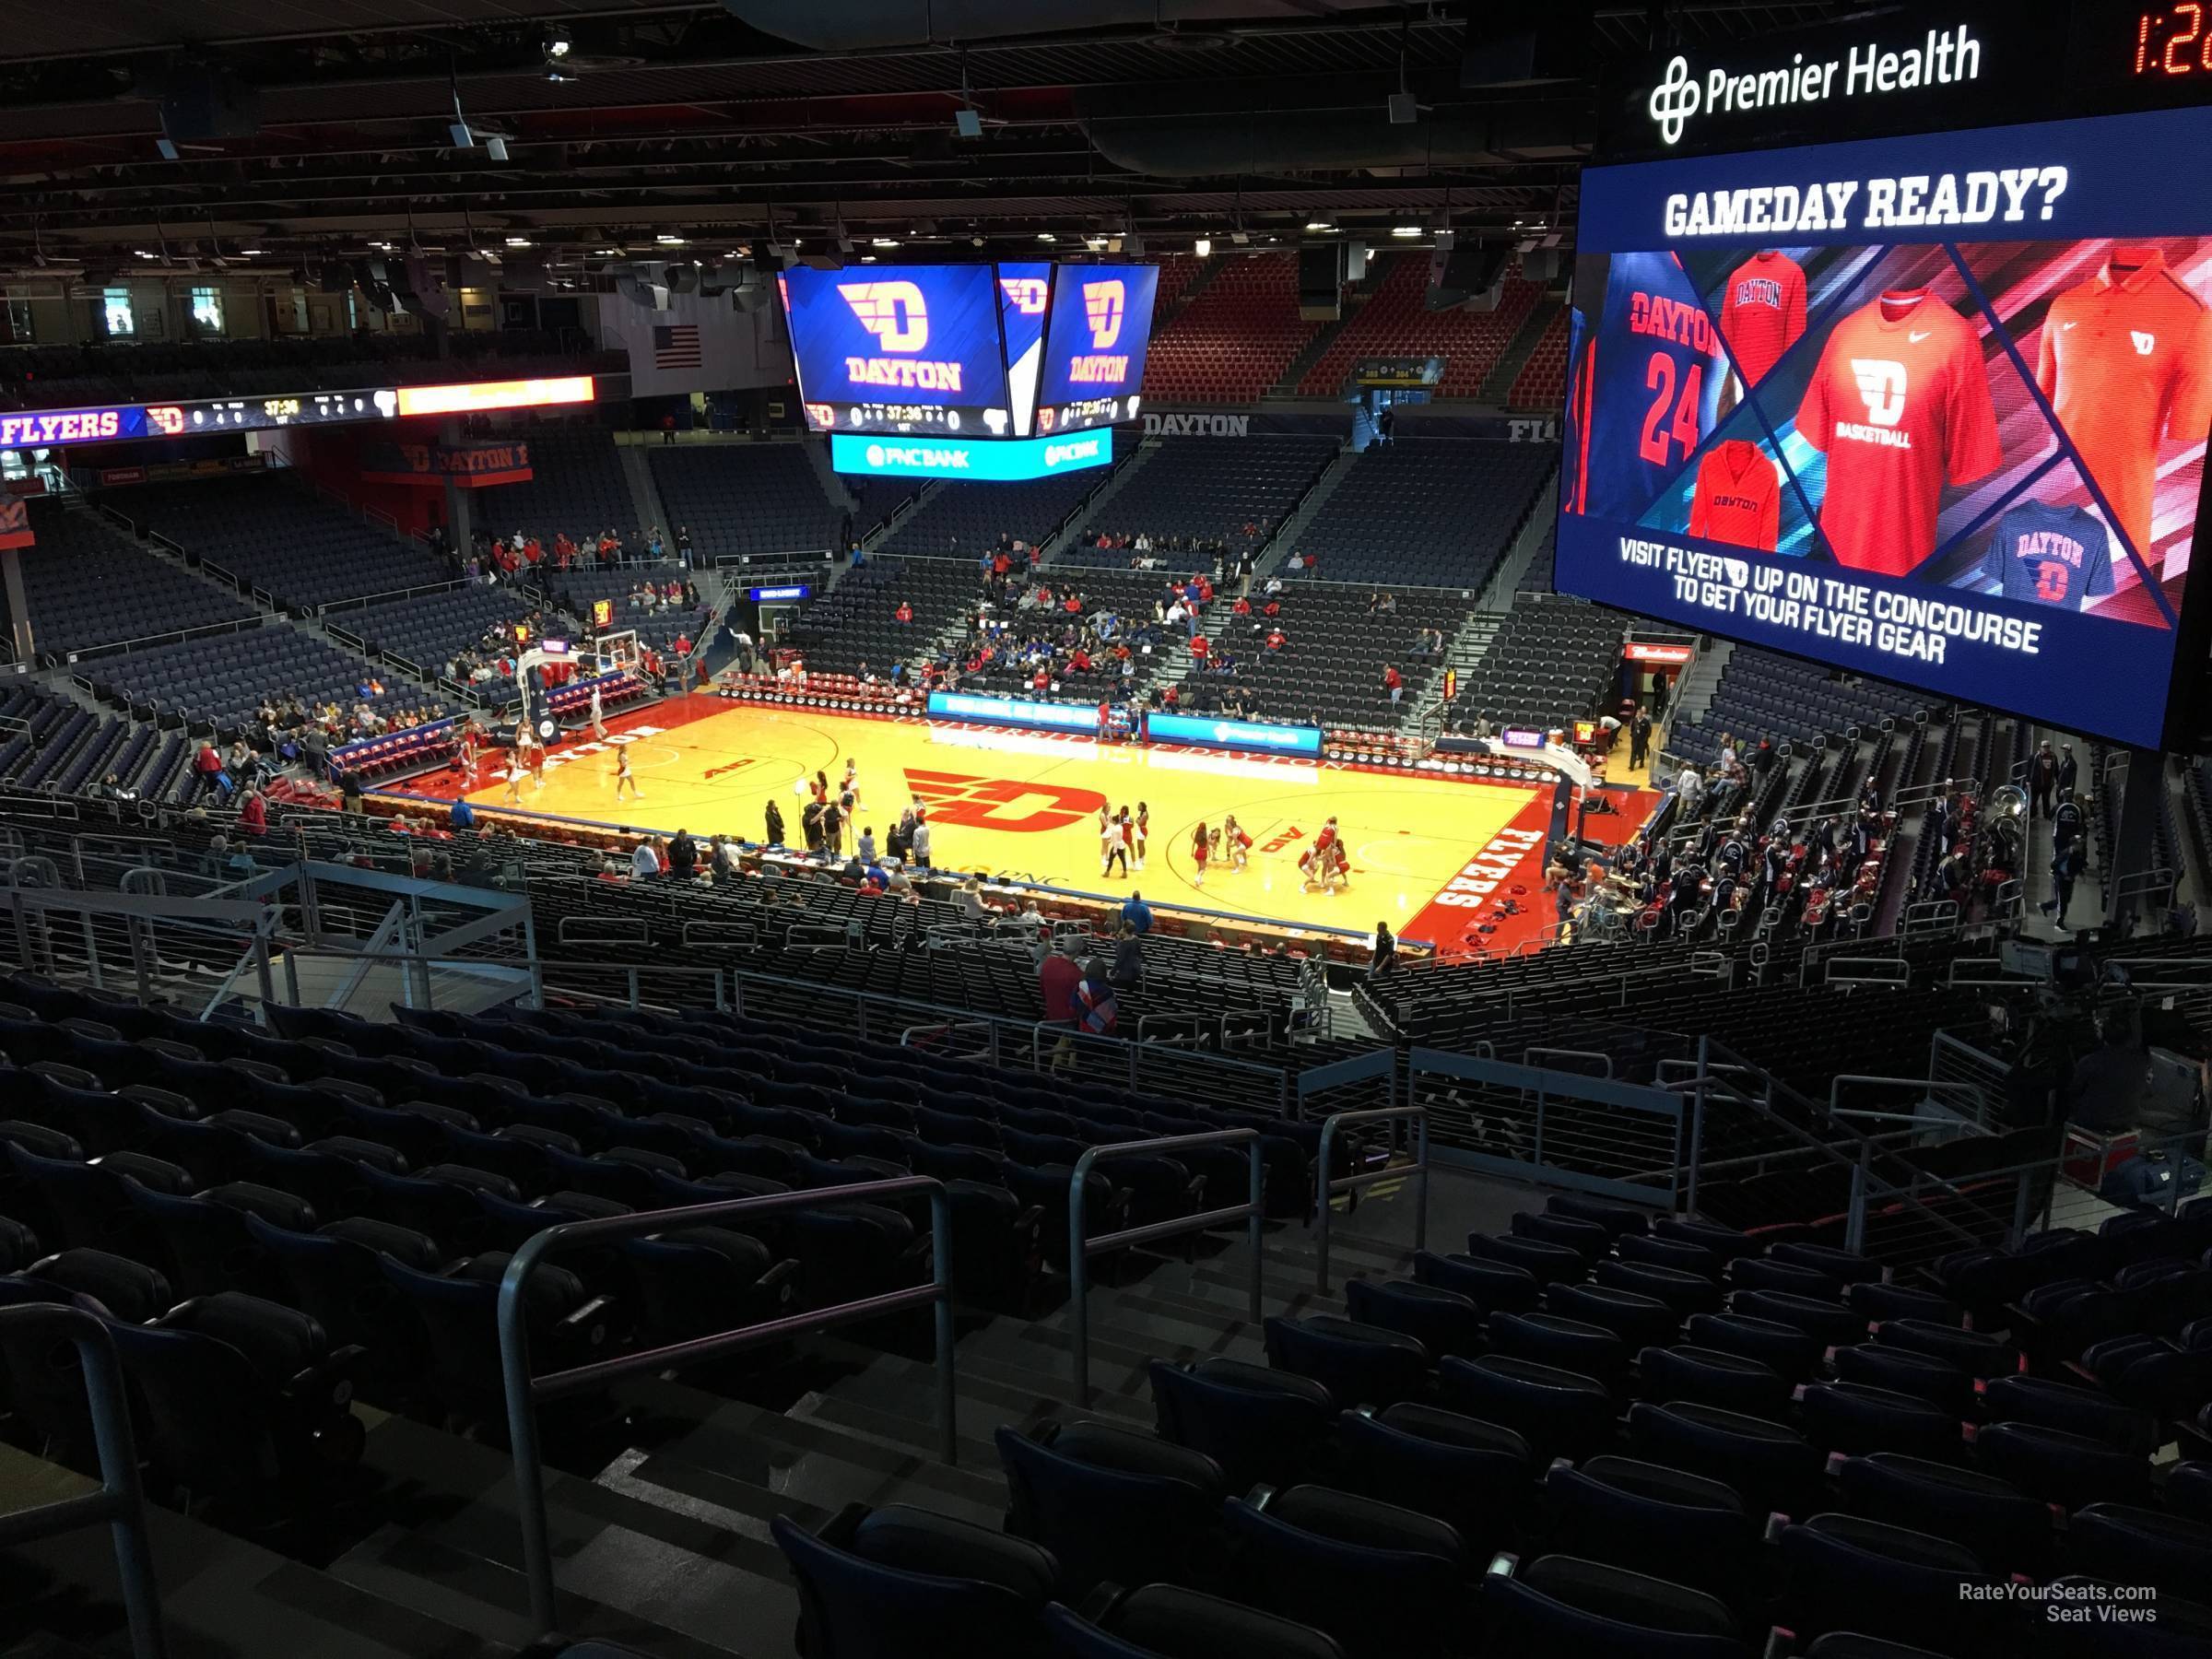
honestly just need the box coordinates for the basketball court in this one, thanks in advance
[393,696,1585,949]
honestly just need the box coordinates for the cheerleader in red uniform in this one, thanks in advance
[1219,814,1253,872]
[1191,821,1211,888]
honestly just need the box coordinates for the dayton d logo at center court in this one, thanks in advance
[905,769,1106,832]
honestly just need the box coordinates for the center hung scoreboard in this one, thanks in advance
[778,261,1159,482]
[1556,1,2212,752]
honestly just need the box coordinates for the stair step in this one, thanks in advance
[345,1411,796,1657]
[619,1372,1008,1513]
[0,1442,501,1659]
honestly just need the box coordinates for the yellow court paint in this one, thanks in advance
[477,702,1539,935]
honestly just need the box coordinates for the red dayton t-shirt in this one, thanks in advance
[1796,289,2002,578]
[1719,250,1808,389]
[1688,439,1783,552]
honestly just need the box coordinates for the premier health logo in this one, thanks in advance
[1648,55,1702,146]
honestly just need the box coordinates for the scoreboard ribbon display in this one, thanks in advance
[1559,101,2212,750]
[782,264,1013,437]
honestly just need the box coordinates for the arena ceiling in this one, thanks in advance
[0,0,1870,277]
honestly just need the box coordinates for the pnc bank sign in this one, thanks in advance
[1645,23,1983,147]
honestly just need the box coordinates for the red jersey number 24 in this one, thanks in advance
[1639,353,1705,468]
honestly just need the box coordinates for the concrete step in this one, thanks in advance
[0,1440,508,1659]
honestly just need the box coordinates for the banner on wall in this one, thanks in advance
[90,454,267,488]
[1138,407,1560,442]
[0,497,30,550]
[600,288,793,397]
[360,440,533,488]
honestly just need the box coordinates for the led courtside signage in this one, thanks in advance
[1559,100,2212,749]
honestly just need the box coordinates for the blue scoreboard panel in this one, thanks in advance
[1036,263,1159,438]
[782,264,1014,439]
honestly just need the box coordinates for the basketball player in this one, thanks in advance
[614,745,642,801]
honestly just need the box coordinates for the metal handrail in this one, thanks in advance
[1312,1106,1430,1293]
[499,1177,958,1636]
[0,1304,166,1659]
[1069,1129,1264,1406]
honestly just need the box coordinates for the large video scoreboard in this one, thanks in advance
[780,261,1157,480]
[1559,4,2212,751]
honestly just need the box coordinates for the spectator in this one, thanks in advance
[2057,742,2079,798]
[190,740,229,803]
[764,797,785,847]
[629,837,660,879]
[237,788,267,838]
[954,875,991,923]
[1382,664,1404,708]
[2043,836,2087,925]
[667,828,698,878]
[2029,739,2059,818]
[910,813,933,869]
[1371,921,1396,975]
[1110,921,1145,989]
[2053,791,2086,854]
[857,825,877,864]
[1630,707,1653,768]
[450,797,476,831]
[711,834,741,879]
[1038,941,1083,1070]
[675,525,692,567]
[1075,957,1119,1037]
[1122,889,1154,935]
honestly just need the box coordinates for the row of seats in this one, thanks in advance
[82,623,432,736]
[7,500,253,655]
[772,1186,2211,1657]
[646,442,850,563]
[1288,439,1554,590]
[1294,253,1544,401]
[110,473,448,609]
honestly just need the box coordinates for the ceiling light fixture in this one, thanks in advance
[1037,231,1056,242]
[1391,225,1421,237]
[1304,221,1334,232]
[1194,238,1212,257]
[655,234,686,245]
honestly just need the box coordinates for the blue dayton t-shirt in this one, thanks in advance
[1982,501,2114,611]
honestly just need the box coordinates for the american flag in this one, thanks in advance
[653,324,701,369]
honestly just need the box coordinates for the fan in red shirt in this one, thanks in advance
[1190,635,1210,667]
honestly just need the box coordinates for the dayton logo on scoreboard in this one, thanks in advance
[999,276,1048,314]
[904,769,1106,833]
[837,281,965,392]
[1065,280,1132,384]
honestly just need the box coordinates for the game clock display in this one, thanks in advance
[1559,101,2212,750]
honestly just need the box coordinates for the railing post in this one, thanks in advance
[1247,1138,1265,1324]
[928,1184,959,1465]
[499,1240,559,1635]
[1686,1036,1710,1216]
[1069,1149,1095,1407]
[1414,1110,1430,1255]
[1314,1117,1338,1294]
[1844,1138,1871,1255]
